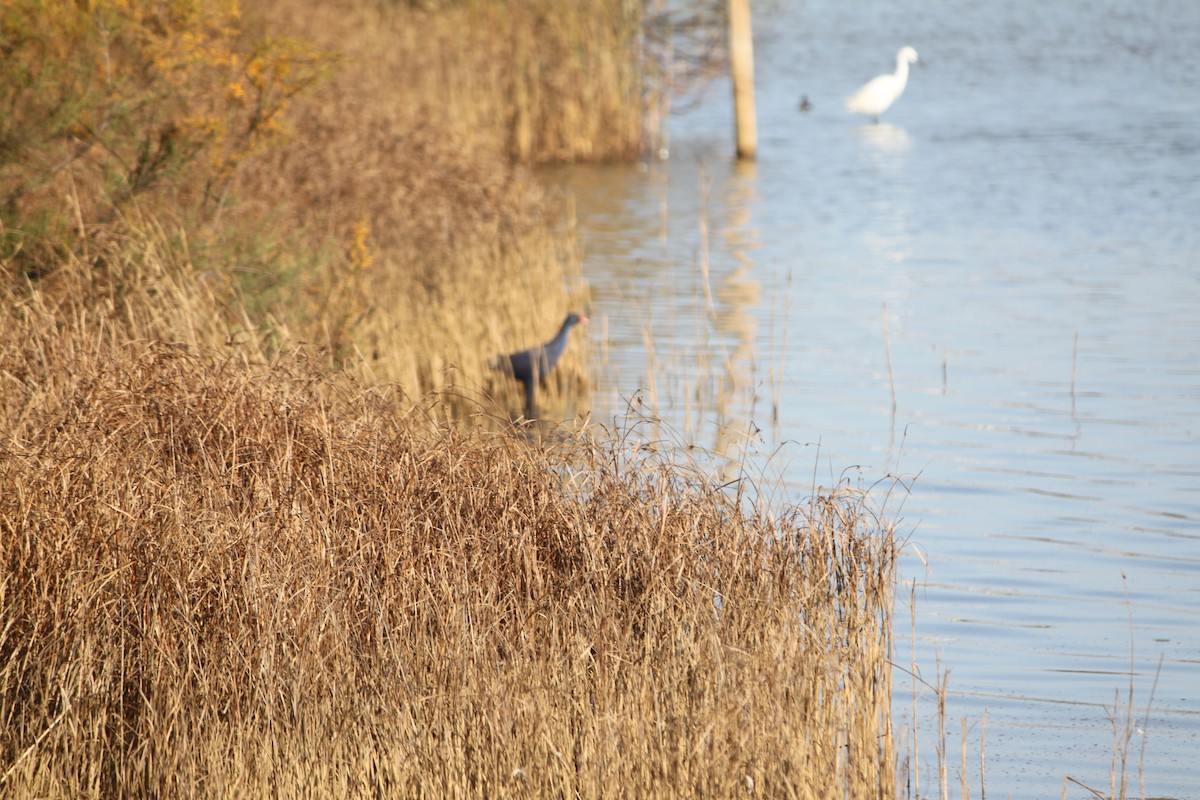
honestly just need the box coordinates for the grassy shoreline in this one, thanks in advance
[0,298,897,796]
[1,1,900,796]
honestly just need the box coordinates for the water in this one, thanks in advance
[543,0,1200,796]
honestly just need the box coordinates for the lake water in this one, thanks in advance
[544,0,1200,796]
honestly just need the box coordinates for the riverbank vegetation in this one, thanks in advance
[0,299,897,796]
[1,1,900,796]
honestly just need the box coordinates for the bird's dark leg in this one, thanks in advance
[522,377,537,421]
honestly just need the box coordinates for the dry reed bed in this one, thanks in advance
[228,0,615,420]
[3,0,617,424]
[276,0,648,164]
[0,290,896,797]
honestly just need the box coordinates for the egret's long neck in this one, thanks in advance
[894,57,910,89]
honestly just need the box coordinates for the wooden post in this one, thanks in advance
[728,0,757,161]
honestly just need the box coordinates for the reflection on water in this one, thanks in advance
[855,122,912,154]
[544,0,1200,796]
[710,162,762,478]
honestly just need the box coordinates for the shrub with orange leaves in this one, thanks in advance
[0,0,330,229]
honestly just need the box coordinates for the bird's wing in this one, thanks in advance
[845,74,898,113]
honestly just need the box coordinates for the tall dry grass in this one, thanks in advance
[224,0,644,421]
[299,0,649,164]
[0,260,897,797]
[3,0,648,424]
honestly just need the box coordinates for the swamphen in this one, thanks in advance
[492,312,588,420]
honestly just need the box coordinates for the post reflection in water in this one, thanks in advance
[709,160,763,479]
[544,156,767,462]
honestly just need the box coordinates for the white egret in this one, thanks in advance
[845,46,919,123]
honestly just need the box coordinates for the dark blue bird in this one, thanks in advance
[492,312,588,420]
